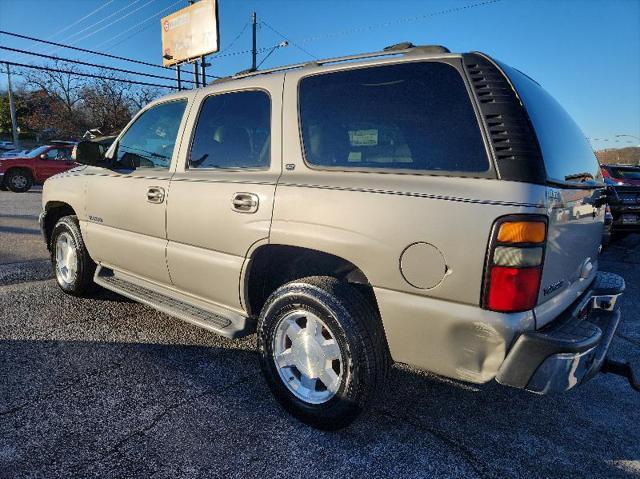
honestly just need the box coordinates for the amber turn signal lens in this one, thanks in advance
[497,221,546,244]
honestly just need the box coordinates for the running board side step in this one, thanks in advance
[94,266,255,339]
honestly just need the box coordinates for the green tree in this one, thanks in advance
[0,92,13,133]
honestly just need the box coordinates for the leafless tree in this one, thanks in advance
[129,86,161,112]
[22,60,85,115]
[13,61,167,139]
[81,71,133,135]
[21,60,87,137]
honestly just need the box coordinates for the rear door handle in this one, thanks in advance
[232,192,259,213]
[147,186,165,204]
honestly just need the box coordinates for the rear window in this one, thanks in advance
[608,166,640,180]
[298,62,489,173]
[498,62,602,186]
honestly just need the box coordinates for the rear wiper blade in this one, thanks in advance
[546,179,604,190]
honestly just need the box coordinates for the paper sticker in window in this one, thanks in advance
[349,129,378,146]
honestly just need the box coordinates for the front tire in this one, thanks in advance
[6,169,33,192]
[51,215,97,296]
[257,276,389,430]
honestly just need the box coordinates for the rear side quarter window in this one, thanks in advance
[298,61,489,174]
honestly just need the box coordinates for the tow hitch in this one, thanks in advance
[602,358,640,392]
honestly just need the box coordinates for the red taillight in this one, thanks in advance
[482,216,547,313]
[487,266,541,312]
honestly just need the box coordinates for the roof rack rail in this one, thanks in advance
[223,43,451,82]
[383,42,450,55]
[384,41,416,51]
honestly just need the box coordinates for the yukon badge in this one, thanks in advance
[543,280,565,296]
[88,215,103,223]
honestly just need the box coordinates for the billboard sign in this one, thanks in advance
[161,0,219,66]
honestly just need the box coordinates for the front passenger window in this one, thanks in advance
[113,99,187,170]
[45,148,61,159]
[54,149,71,160]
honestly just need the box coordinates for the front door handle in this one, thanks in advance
[232,192,259,213]
[147,186,165,204]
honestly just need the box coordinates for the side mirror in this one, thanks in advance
[39,153,48,160]
[72,140,109,167]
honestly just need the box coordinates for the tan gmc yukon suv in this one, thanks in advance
[40,44,629,429]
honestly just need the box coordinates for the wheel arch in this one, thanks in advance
[43,201,77,250]
[4,166,34,183]
[243,243,377,318]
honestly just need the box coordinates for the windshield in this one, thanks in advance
[27,146,48,157]
[497,61,602,187]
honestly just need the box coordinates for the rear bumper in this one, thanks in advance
[496,271,625,394]
[610,222,640,233]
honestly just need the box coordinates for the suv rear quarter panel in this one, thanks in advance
[273,60,545,381]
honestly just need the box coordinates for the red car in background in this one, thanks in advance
[600,164,640,241]
[0,143,76,192]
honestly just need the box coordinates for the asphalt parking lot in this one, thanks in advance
[1,188,639,479]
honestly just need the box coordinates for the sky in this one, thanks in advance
[0,0,638,151]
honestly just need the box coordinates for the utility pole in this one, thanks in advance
[251,11,257,71]
[200,55,207,87]
[4,63,19,147]
[193,60,200,87]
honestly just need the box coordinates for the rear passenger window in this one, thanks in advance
[189,90,271,169]
[299,62,489,173]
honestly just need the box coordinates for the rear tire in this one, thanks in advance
[257,276,390,430]
[6,169,33,192]
[51,215,97,296]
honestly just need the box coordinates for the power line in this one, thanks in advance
[256,42,288,69]
[3,2,493,86]
[260,20,317,60]
[2,0,122,63]
[0,30,175,72]
[215,42,288,61]
[0,29,228,82]
[63,0,146,43]
[221,1,500,70]
[196,17,249,78]
[94,0,184,51]
[0,45,211,84]
[47,0,117,40]
[294,0,502,45]
[2,60,177,90]
[257,1,501,63]
[223,22,250,52]
[65,0,159,46]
